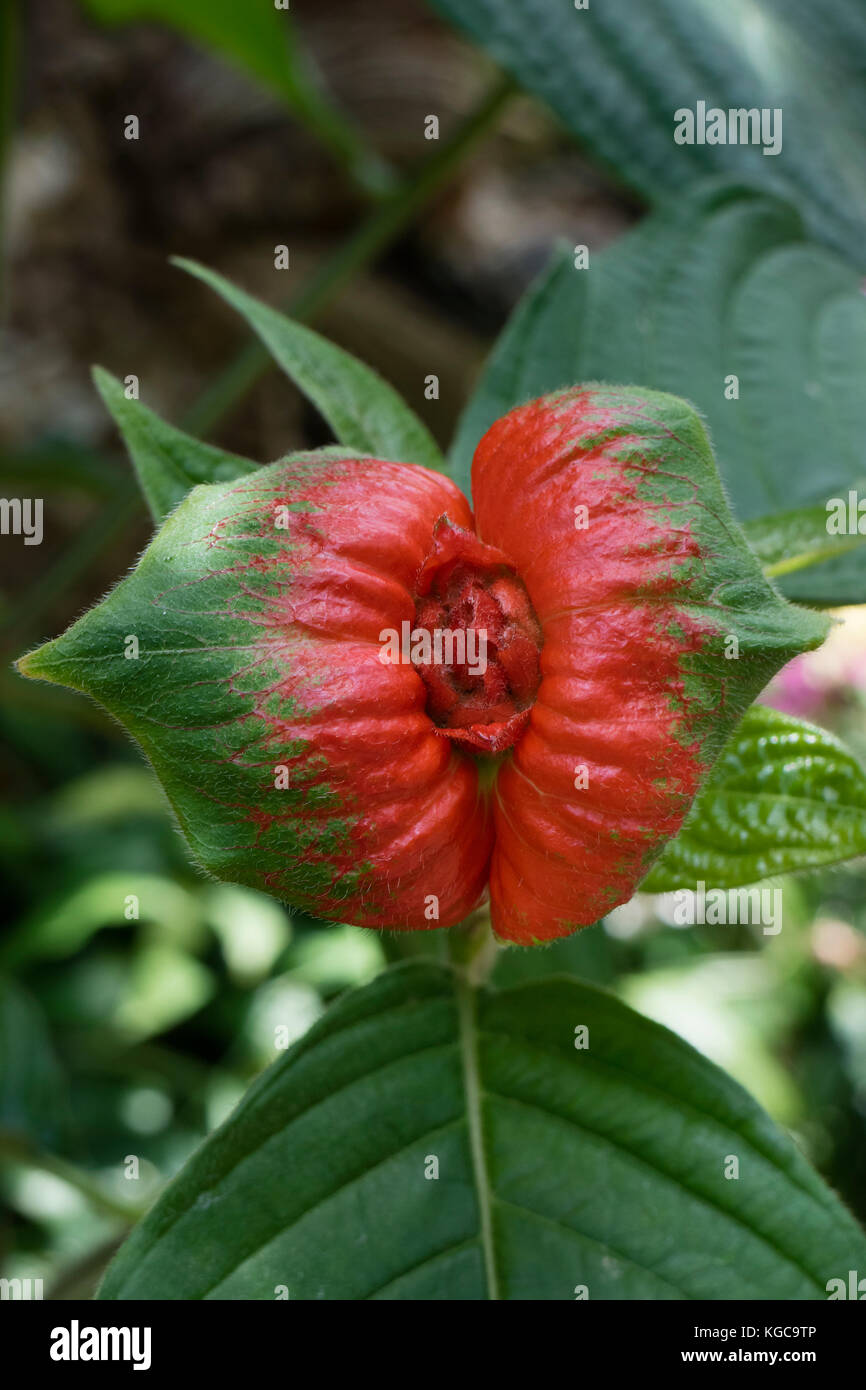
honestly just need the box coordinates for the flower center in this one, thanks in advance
[413,516,543,753]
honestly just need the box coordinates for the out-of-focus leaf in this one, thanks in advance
[242,977,323,1067]
[0,977,67,1147]
[98,963,866,1300]
[204,884,291,987]
[81,0,302,98]
[452,183,866,604]
[286,924,385,993]
[426,0,866,264]
[175,260,448,474]
[620,956,802,1124]
[113,943,214,1041]
[743,502,866,578]
[0,441,125,497]
[0,873,205,969]
[48,765,167,828]
[644,705,866,892]
[93,368,258,524]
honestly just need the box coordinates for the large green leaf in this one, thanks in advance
[176,260,447,475]
[644,704,866,892]
[426,0,866,265]
[93,368,258,524]
[97,962,866,1299]
[452,182,866,604]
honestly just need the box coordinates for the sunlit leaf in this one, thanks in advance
[644,705,866,891]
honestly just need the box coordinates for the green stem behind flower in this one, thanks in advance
[448,908,499,986]
[182,73,515,439]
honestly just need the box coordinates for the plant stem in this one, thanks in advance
[275,30,396,200]
[448,908,500,987]
[182,73,516,439]
[0,1130,147,1224]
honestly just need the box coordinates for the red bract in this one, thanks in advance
[20,386,827,944]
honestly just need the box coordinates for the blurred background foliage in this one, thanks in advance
[2,0,866,1298]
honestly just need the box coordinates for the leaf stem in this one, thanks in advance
[274,30,395,200]
[0,1130,147,1224]
[182,73,516,440]
[448,907,500,987]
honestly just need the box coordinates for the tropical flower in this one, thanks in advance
[19,386,826,943]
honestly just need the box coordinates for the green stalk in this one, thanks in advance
[0,1130,147,1224]
[182,74,515,439]
[448,908,499,986]
[273,29,395,200]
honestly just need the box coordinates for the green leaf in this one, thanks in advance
[742,502,866,579]
[79,0,391,194]
[0,439,131,498]
[452,183,866,604]
[97,961,866,1299]
[82,0,304,101]
[426,0,866,265]
[175,259,448,475]
[93,368,258,523]
[643,704,866,892]
[0,977,66,1148]
[0,872,206,970]
[114,942,214,1042]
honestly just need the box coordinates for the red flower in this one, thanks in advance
[19,386,826,944]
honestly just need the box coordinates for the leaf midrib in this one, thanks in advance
[104,968,859,1301]
[456,973,500,1300]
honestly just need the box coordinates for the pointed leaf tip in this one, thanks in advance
[91,364,258,524]
[171,257,449,475]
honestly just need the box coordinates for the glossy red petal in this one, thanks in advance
[472,386,796,944]
[241,454,495,928]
